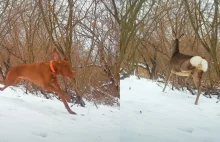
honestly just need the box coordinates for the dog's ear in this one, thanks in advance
[53,48,61,61]
[63,51,71,61]
[64,56,68,61]
[63,53,68,61]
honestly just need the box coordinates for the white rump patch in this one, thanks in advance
[190,56,208,72]
[190,56,202,66]
[201,59,208,72]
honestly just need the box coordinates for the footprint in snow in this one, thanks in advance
[197,126,211,132]
[0,114,6,117]
[8,108,16,111]
[178,127,194,133]
[32,132,48,138]
[123,100,134,104]
[71,117,76,121]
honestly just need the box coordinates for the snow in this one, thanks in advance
[121,76,220,142]
[0,86,119,142]
[2,75,220,142]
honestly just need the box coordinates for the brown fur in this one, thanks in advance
[163,37,205,105]
[0,49,76,115]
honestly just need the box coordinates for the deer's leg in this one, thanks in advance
[163,70,172,92]
[192,71,203,105]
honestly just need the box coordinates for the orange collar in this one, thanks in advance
[50,61,56,73]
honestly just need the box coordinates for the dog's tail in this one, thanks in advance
[190,56,208,72]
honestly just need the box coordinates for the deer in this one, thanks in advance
[0,48,77,115]
[163,32,208,105]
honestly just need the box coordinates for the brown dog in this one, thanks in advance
[0,49,76,115]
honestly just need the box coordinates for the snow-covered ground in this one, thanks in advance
[0,86,120,142]
[2,75,220,142]
[121,76,220,142]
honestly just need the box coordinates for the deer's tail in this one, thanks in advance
[190,56,208,72]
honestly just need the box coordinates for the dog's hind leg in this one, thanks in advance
[0,76,21,91]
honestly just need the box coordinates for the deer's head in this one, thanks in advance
[170,32,184,57]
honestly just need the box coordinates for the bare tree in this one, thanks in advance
[184,0,220,76]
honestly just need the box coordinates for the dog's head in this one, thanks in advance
[52,49,75,80]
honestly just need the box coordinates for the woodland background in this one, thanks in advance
[120,0,220,98]
[0,0,219,106]
[0,0,119,106]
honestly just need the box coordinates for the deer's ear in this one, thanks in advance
[172,31,177,38]
[53,48,61,61]
[179,33,184,39]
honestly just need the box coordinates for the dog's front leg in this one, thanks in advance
[44,83,77,115]
[53,77,72,102]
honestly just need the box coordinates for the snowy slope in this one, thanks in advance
[0,86,120,142]
[121,76,220,142]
